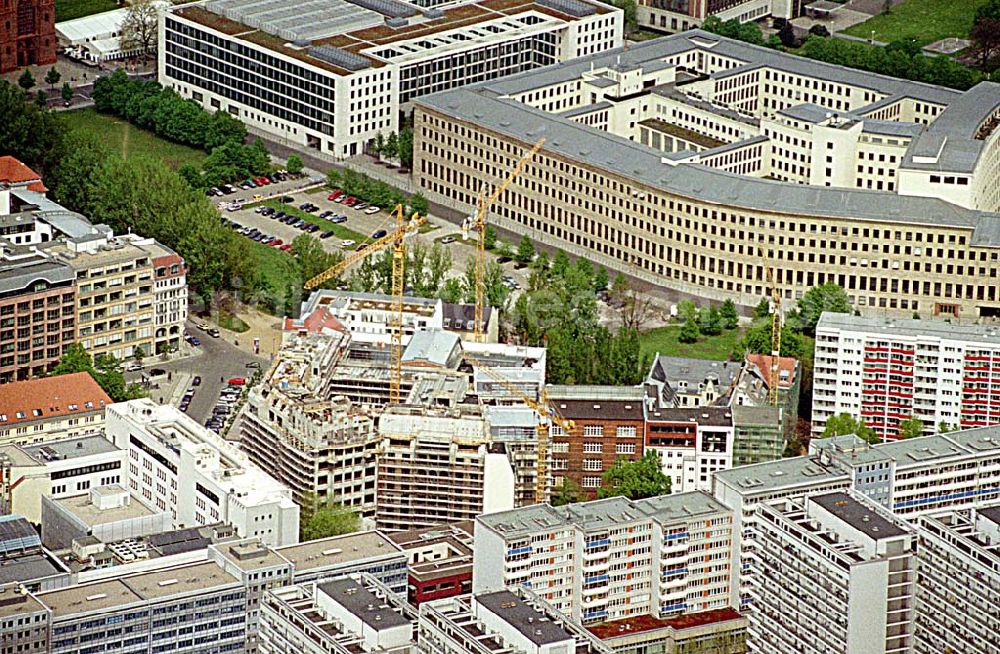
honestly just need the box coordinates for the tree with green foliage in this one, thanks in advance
[384,131,399,162]
[44,67,60,91]
[439,277,464,304]
[18,69,35,93]
[701,16,764,45]
[699,306,723,336]
[409,192,429,216]
[291,234,343,289]
[408,241,452,298]
[286,154,304,175]
[51,344,145,402]
[809,24,830,37]
[971,0,1000,70]
[552,478,583,506]
[778,23,797,48]
[398,126,413,169]
[598,452,671,500]
[484,225,498,251]
[938,421,953,434]
[677,300,698,323]
[753,297,771,320]
[822,412,878,444]
[593,267,609,293]
[516,235,535,264]
[133,346,145,364]
[898,417,924,439]
[34,90,47,109]
[60,82,73,104]
[733,321,805,359]
[120,0,159,62]
[720,299,739,330]
[795,283,851,336]
[532,250,550,273]
[373,132,385,157]
[300,497,361,541]
[679,317,700,344]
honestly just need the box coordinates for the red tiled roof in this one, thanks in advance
[283,308,346,334]
[587,608,745,639]
[0,156,47,193]
[746,354,798,388]
[0,372,112,427]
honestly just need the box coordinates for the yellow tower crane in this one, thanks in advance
[758,246,782,407]
[464,352,574,504]
[463,138,545,341]
[304,204,425,404]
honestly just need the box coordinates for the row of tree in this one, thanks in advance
[677,299,740,344]
[50,344,146,402]
[326,167,428,216]
[371,128,414,169]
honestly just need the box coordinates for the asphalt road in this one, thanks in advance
[128,320,267,425]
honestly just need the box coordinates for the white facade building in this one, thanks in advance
[106,399,300,546]
[473,493,733,624]
[160,0,622,159]
[913,505,1000,654]
[0,434,125,523]
[644,406,735,493]
[750,491,916,654]
[812,312,1000,439]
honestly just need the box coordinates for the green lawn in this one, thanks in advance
[251,241,299,295]
[639,324,745,361]
[258,200,368,243]
[841,0,987,46]
[55,0,117,21]
[59,109,207,171]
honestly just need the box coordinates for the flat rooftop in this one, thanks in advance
[277,531,403,572]
[588,607,745,639]
[0,585,48,619]
[810,492,907,540]
[817,312,1000,345]
[477,590,574,645]
[119,561,240,600]
[214,539,290,572]
[21,435,119,463]
[54,488,159,527]
[318,577,410,629]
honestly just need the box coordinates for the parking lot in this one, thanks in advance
[220,187,532,297]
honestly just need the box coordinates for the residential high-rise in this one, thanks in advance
[750,492,916,654]
[644,406,734,493]
[813,312,1000,439]
[106,399,300,546]
[150,244,187,354]
[913,505,1000,654]
[473,493,733,624]
[713,428,1000,611]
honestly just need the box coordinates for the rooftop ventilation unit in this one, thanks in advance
[310,45,371,71]
[537,0,596,16]
[344,0,417,18]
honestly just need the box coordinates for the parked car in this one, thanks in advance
[340,239,356,248]
[441,236,457,244]
[228,377,246,386]
[208,328,221,338]
[186,336,201,346]
[354,202,368,210]
[280,244,292,251]
[319,210,333,219]
[319,230,334,239]
[497,256,512,264]
[331,215,347,224]
[270,239,283,247]
[342,196,357,206]
[192,376,202,386]
[365,206,380,215]
[298,202,311,210]
[371,229,388,239]
[126,362,143,372]
[328,190,343,201]
[281,195,295,203]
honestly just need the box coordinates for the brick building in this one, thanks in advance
[546,385,647,498]
[0,0,56,74]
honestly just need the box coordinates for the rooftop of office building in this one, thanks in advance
[173,0,611,76]
[477,590,577,645]
[275,531,403,572]
[319,577,411,629]
[52,486,161,527]
[417,31,1000,237]
[811,492,907,539]
[386,521,474,581]
[17,434,119,463]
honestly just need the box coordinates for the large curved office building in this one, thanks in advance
[413,30,1000,318]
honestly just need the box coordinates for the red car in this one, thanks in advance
[279,243,292,251]
[328,190,343,201]
[342,196,358,206]
[270,239,283,247]
[228,377,246,386]
[255,177,270,186]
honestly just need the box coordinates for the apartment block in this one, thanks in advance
[750,492,915,654]
[242,327,379,514]
[644,406,734,494]
[160,0,621,159]
[587,608,747,654]
[150,244,187,354]
[415,31,1000,318]
[473,493,733,624]
[545,385,646,498]
[0,433,124,523]
[260,575,415,654]
[106,399,300,546]
[713,428,1000,611]
[376,406,515,531]
[813,312,1000,440]
[913,505,1000,654]
[0,373,110,447]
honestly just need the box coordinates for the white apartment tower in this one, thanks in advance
[913,505,1000,654]
[106,399,300,546]
[750,491,916,654]
[812,312,1000,440]
[473,493,733,624]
